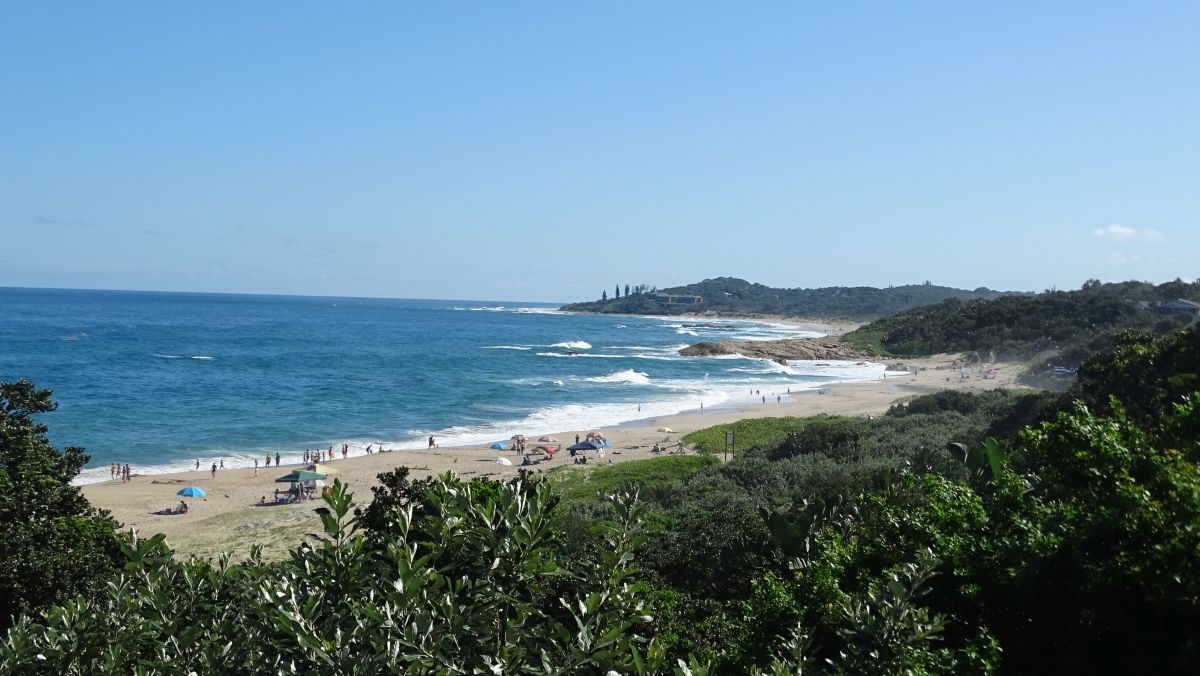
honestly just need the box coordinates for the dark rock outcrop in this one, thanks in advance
[679,338,867,364]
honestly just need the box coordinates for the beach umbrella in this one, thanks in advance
[585,431,603,439]
[495,457,513,466]
[489,442,507,450]
[657,427,674,433]
[275,470,326,483]
[568,441,602,452]
[177,486,206,498]
[511,434,526,441]
[538,435,558,443]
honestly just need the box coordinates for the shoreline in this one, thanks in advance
[72,315,859,486]
[83,353,1026,561]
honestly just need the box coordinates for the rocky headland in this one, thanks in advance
[678,337,868,364]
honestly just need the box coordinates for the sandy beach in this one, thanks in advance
[83,354,1025,560]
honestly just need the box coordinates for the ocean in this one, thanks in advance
[0,287,890,484]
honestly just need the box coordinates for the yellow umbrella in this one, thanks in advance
[657,427,674,433]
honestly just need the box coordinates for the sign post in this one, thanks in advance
[724,430,734,462]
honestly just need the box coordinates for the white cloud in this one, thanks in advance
[1092,224,1166,243]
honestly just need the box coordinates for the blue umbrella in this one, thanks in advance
[490,442,508,450]
[177,486,206,498]
[567,441,602,452]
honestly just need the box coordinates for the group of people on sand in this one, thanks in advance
[110,462,132,482]
[304,444,350,463]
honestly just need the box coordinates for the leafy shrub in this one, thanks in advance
[0,475,667,673]
[0,380,120,630]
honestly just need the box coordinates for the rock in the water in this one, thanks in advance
[678,338,866,362]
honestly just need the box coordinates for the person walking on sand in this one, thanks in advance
[195,459,200,470]
[428,435,437,449]
[211,462,217,479]
[275,452,281,467]
[110,463,116,480]
[220,459,225,469]
[123,464,131,482]
[254,459,259,477]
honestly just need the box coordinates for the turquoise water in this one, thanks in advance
[0,287,888,483]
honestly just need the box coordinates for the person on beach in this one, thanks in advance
[211,462,217,478]
[428,435,436,449]
[366,444,372,455]
[575,434,580,444]
[195,459,199,470]
[265,454,271,467]
[110,463,116,479]
[762,395,766,404]
[342,445,348,459]
[124,464,131,482]
[254,459,259,476]
[219,459,224,469]
[178,500,188,514]
[275,452,281,467]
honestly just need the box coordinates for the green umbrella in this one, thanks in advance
[275,470,327,483]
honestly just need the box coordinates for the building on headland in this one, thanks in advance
[653,293,704,306]
[1157,298,1200,319]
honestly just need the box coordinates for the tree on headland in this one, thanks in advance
[602,289,607,301]
[625,284,630,297]
[615,284,621,299]
[0,380,120,629]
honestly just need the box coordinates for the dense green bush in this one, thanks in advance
[1,476,666,674]
[1072,324,1200,424]
[0,380,121,630]
[843,278,1198,364]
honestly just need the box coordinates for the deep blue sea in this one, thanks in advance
[0,287,889,483]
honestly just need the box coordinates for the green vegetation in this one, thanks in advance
[562,276,1008,321]
[3,326,1200,672]
[843,278,1200,370]
[554,454,718,503]
[682,416,810,455]
[0,380,120,630]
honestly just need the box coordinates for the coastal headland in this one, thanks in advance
[83,351,1025,561]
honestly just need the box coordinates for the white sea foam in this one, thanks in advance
[482,345,532,350]
[582,370,652,385]
[550,341,592,349]
[449,305,564,315]
[154,354,182,359]
[191,355,214,360]
[536,352,623,359]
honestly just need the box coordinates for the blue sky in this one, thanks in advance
[2,2,1197,302]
